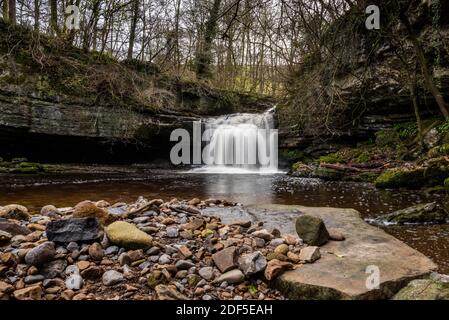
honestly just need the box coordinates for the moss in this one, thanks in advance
[354,152,371,163]
[375,129,401,148]
[281,149,305,161]
[313,167,344,181]
[428,144,449,157]
[350,172,380,183]
[319,153,345,164]
[374,167,426,189]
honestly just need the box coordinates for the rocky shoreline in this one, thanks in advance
[0,197,325,301]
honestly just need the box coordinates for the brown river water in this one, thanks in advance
[1,169,449,273]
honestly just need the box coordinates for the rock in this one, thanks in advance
[238,251,267,275]
[73,200,110,224]
[0,204,30,220]
[0,281,14,294]
[287,252,301,263]
[264,259,293,281]
[105,221,152,249]
[295,215,329,246]
[270,238,285,246]
[376,202,448,225]
[102,270,124,286]
[147,270,164,289]
[12,285,42,300]
[0,230,12,243]
[81,266,103,280]
[46,218,102,243]
[188,198,201,206]
[393,277,449,300]
[299,246,321,263]
[76,261,90,271]
[105,246,119,255]
[199,267,214,281]
[178,245,192,258]
[88,243,104,261]
[328,228,345,241]
[424,128,441,149]
[40,260,67,279]
[166,227,179,238]
[251,229,274,241]
[65,274,84,290]
[0,219,31,236]
[231,220,252,228]
[175,260,195,270]
[40,205,60,218]
[187,274,201,287]
[118,253,132,266]
[213,269,245,285]
[266,252,288,262]
[181,218,204,231]
[274,244,289,255]
[25,242,56,266]
[284,234,299,245]
[374,167,425,189]
[158,254,171,264]
[24,275,45,284]
[212,247,238,273]
[155,284,188,300]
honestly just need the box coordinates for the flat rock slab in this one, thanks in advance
[203,204,437,300]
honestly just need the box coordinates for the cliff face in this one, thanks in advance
[0,21,273,163]
[280,0,449,150]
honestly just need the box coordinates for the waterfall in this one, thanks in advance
[191,108,279,174]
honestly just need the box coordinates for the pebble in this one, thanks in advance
[158,254,171,264]
[102,270,124,286]
[166,227,179,238]
[65,274,84,290]
[199,267,214,281]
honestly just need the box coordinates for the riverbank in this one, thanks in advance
[0,197,440,300]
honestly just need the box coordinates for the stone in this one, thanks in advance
[376,202,449,225]
[264,259,293,281]
[77,261,90,271]
[199,267,214,281]
[175,260,195,270]
[178,245,192,258]
[12,285,42,300]
[299,246,321,263]
[266,252,288,262]
[270,238,285,246]
[181,218,204,231]
[0,230,12,243]
[212,247,238,273]
[0,204,30,220]
[105,221,152,249]
[155,284,188,300]
[274,244,289,255]
[231,220,252,228]
[0,281,14,293]
[295,215,329,246]
[105,246,119,255]
[147,270,164,289]
[73,200,110,224]
[187,274,201,287]
[24,274,45,284]
[166,227,179,238]
[118,253,132,266]
[287,252,301,263]
[251,229,274,241]
[25,242,56,266]
[39,259,67,279]
[88,243,104,261]
[81,266,103,280]
[0,219,31,236]
[328,228,345,241]
[284,234,299,245]
[40,205,60,218]
[46,218,102,243]
[158,254,171,264]
[238,251,267,275]
[393,278,449,300]
[213,269,245,285]
[65,265,80,275]
[65,274,84,290]
[102,270,124,286]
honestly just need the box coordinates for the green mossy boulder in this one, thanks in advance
[295,215,329,246]
[376,202,448,225]
[393,277,449,300]
[374,167,426,189]
[105,221,153,249]
[319,153,344,164]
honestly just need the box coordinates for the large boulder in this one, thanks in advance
[295,215,329,246]
[72,200,111,225]
[105,221,152,249]
[393,274,449,300]
[376,202,448,225]
[0,204,30,220]
[46,217,103,243]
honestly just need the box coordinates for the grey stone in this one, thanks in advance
[25,242,56,266]
[46,218,102,243]
[199,267,214,281]
[213,269,245,285]
[175,260,195,270]
[295,215,329,246]
[102,270,124,286]
[65,274,84,290]
[238,251,267,275]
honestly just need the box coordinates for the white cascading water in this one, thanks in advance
[191,107,279,174]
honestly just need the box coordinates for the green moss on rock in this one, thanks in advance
[393,278,449,300]
[319,153,344,164]
[374,167,426,189]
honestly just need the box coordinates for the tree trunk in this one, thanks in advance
[34,0,39,31]
[195,0,221,80]
[399,11,449,119]
[8,0,15,25]
[127,0,139,60]
[2,0,8,22]
[50,0,58,35]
